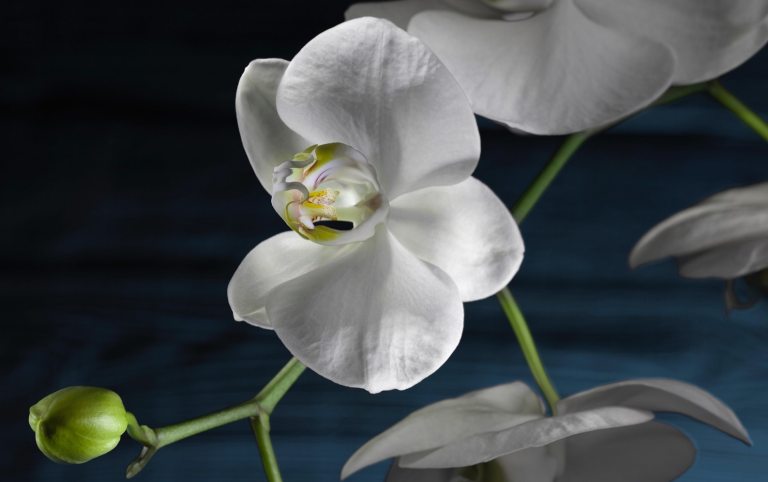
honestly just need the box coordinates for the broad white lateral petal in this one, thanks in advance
[576,0,768,84]
[388,177,523,301]
[345,0,444,29]
[401,406,653,469]
[276,18,480,198]
[267,227,463,394]
[559,422,695,482]
[342,382,543,478]
[236,59,311,193]
[227,231,349,328]
[408,2,675,134]
[630,197,768,270]
[558,379,751,444]
[679,237,768,279]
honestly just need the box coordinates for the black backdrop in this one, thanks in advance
[3,1,768,481]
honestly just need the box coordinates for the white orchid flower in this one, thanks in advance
[346,0,768,135]
[343,379,751,481]
[630,182,768,308]
[228,18,524,394]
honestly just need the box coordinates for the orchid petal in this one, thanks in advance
[276,18,480,198]
[630,184,768,273]
[408,2,675,134]
[678,237,768,278]
[236,59,311,193]
[559,422,695,482]
[576,0,768,84]
[227,231,348,328]
[400,406,653,468]
[267,227,462,394]
[558,379,751,444]
[345,0,444,29]
[389,177,523,301]
[342,382,543,478]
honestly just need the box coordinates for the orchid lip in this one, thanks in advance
[271,143,388,246]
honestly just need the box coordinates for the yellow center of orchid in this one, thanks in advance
[271,143,387,245]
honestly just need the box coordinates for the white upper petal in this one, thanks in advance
[630,183,768,276]
[389,177,524,302]
[346,0,446,29]
[558,422,696,482]
[266,227,463,394]
[400,406,653,468]
[342,382,543,478]
[679,237,768,278]
[576,0,768,84]
[227,231,348,328]
[558,378,751,444]
[408,2,675,134]
[276,17,480,198]
[236,59,311,193]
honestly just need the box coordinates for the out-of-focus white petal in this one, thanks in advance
[388,177,523,302]
[630,184,768,273]
[342,382,543,478]
[386,464,457,482]
[559,422,695,482]
[276,18,480,198]
[345,0,444,29]
[408,2,675,134]
[558,379,751,444]
[400,406,653,468]
[227,231,347,328]
[490,445,560,482]
[236,59,311,193]
[576,0,768,84]
[266,227,462,394]
[679,237,768,278]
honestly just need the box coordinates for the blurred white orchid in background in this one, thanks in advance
[631,182,768,309]
[228,18,524,393]
[343,379,750,481]
[346,0,768,135]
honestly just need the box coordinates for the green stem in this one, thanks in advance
[511,132,591,223]
[708,81,768,142]
[497,288,560,414]
[652,82,711,107]
[251,413,283,482]
[124,357,305,477]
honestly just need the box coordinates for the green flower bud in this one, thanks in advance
[29,386,129,464]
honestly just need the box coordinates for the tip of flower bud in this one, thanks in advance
[29,386,129,464]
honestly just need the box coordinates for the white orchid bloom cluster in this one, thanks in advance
[346,0,768,134]
[631,182,768,309]
[228,18,524,394]
[343,379,751,482]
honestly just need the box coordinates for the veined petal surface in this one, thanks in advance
[408,2,675,134]
[276,17,480,198]
[559,422,696,482]
[400,406,653,468]
[227,231,348,328]
[388,177,523,302]
[236,59,311,193]
[576,0,768,84]
[267,227,463,393]
[558,378,751,444]
[342,382,543,478]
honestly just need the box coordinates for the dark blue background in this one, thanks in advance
[3,1,767,481]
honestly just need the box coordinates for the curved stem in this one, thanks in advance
[512,132,591,223]
[124,357,305,477]
[497,288,560,414]
[251,413,283,482]
[708,81,768,142]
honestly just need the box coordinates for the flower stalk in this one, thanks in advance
[708,81,768,142]
[124,358,305,479]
